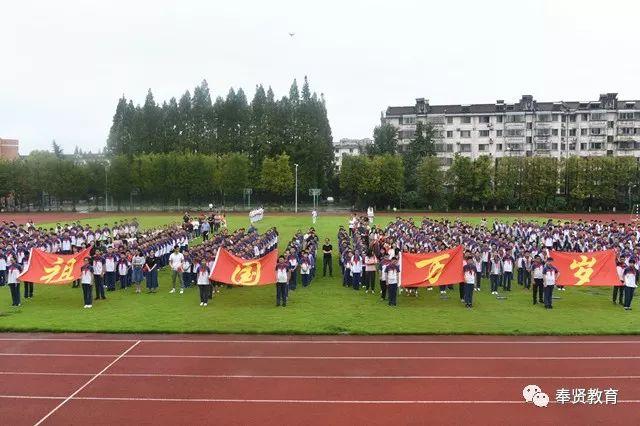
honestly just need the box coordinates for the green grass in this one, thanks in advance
[0,214,636,335]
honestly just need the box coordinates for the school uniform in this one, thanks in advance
[542,264,558,309]
[613,262,625,305]
[623,266,637,310]
[300,259,311,287]
[117,259,130,289]
[275,262,289,307]
[463,263,476,307]
[521,257,532,289]
[182,257,193,288]
[379,259,389,299]
[287,254,298,291]
[489,259,502,293]
[104,254,117,291]
[502,256,514,291]
[0,252,7,286]
[22,258,33,298]
[386,264,400,306]
[7,263,22,306]
[531,261,544,304]
[351,256,363,290]
[474,258,482,290]
[195,265,211,305]
[342,253,352,287]
[92,257,106,299]
[80,264,94,307]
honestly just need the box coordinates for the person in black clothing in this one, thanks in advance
[322,238,333,277]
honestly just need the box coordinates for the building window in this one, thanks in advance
[459,144,472,152]
[560,129,566,137]
[496,144,503,151]
[479,130,490,137]
[550,129,558,136]
[478,144,488,151]
[526,136,532,143]
[590,128,603,135]
[552,114,559,121]
[580,143,587,150]
[536,114,552,122]
[607,136,613,143]
[590,113,604,121]
[580,128,588,136]
[496,130,503,137]
[619,112,635,120]
[446,130,453,138]
[581,113,589,121]
[569,115,576,122]
[479,116,490,123]
[505,115,524,123]
[461,116,471,124]
[496,116,503,123]
[569,129,577,136]
[402,115,416,125]
[552,143,558,150]
[561,143,566,150]
[527,122,533,129]
[460,130,471,138]
[590,142,603,150]
[505,129,524,137]
[536,128,551,136]
[446,116,453,124]
[349,148,353,153]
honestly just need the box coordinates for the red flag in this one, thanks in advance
[549,250,619,286]
[210,248,277,286]
[400,246,464,287]
[19,247,92,284]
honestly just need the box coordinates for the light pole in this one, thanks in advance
[294,163,299,213]
[104,163,108,212]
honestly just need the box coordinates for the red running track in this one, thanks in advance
[0,334,638,425]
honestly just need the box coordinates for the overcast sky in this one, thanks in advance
[2,0,639,154]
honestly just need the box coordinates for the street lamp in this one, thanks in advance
[294,163,299,214]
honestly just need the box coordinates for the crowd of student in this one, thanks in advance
[274,228,320,307]
[338,215,638,310]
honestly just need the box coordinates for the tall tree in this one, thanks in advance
[368,123,397,155]
[52,140,64,158]
[403,121,438,191]
[259,153,294,198]
[416,156,445,208]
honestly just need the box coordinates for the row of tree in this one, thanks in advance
[2,150,637,212]
[0,151,297,209]
[106,77,334,195]
[340,154,640,211]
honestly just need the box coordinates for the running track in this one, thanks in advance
[0,334,638,425]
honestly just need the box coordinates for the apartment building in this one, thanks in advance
[382,93,640,166]
[0,138,19,160]
[333,138,373,169]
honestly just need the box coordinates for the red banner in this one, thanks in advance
[549,250,619,286]
[18,247,93,284]
[400,246,464,287]
[210,248,277,286]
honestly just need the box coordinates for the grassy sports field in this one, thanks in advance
[0,213,636,335]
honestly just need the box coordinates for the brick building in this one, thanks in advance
[0,138,19,160]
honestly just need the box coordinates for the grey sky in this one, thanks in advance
[2,0,638,154]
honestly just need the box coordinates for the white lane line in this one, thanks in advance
[33,340,140,426]
[1,338,639,344]
[2,395,640,404]
[4,353,640,360]
[1,371,640,380]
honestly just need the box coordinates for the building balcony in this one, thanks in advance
[535,143,551,151]
[616,140,640,150]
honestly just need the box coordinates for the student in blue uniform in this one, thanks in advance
[275,255,290,307]
[463,256,476,308]
[80,257,94,308]
[7,260,22,307]
[386,257,400,307]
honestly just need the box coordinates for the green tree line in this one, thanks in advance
[106,77,334,194]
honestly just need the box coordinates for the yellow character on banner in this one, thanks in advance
[569,255,596,286]
[415,253,450,285]
[40,257,77,283]
[231,261,261,286]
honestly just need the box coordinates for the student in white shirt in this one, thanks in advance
[195,260,210,306]
[168,247,185,294]
[623,259,637,311]
[80,257,94,308]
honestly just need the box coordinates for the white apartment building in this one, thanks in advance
[333,138,373,169]
[382,93,640,166]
